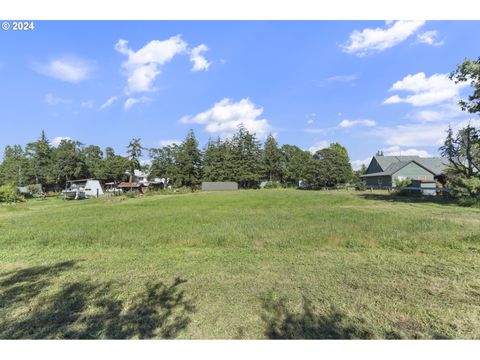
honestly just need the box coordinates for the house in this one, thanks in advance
[131,170,169,188]
[361,155,450,189]
[65,179,104,198]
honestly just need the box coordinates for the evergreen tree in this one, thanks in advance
[175,130,202,189]
[202,138,229,181]
[230,125,262,188]
[25,130,53,185]
[262,134,283,181]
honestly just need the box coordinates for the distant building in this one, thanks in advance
[361,156,450,189]
[202,182,239,191]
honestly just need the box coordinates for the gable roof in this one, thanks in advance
[373,156,421,172]
[363,156,450,178]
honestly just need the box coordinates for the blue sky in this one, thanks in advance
[0,20,479,168]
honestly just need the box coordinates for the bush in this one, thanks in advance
[0,183,24,204]
[457,197,480,208]
[264,181,282,189]
[394,178,412,188]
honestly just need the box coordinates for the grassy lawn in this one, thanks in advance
[1,189,480,339]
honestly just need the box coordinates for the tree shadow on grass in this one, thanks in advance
[260,295,454,340]
[261,296,374,339]
[0,260,78,309]
[0,262,195,339]
[357,193,456,206]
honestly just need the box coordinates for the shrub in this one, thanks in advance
[264,181,282,189]
[394,178,412,188]
[27,184,40,195]
[0,183,24,204]
[457,197,480,208]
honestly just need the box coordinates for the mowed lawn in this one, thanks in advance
[1,189,480,339]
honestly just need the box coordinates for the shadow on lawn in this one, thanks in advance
[0,261,195,339]
[260,295,454,340]
[357,193,456,206]
[261,296,374,339]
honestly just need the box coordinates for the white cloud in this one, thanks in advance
[339,119,376,128]
[372,123,449,147]
[35,56,94,83]
[81,100,94,109]
[372,118,480,148]
[100,96,118,110]
[180,98,272,138]
[342,20,425,57]
[407,102,465,122]
[159,139,182,147]
[124,96,151,110]
[416,30,444,46]
[50,136,72,147]
[351,157,372,170]
[383,72,469,107]
[115,36,190,94]
[308,140,331,154]
[45,93,71,105]
[382,145,432,157]
[190,44,211,72]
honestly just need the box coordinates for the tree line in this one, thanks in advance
[0,125,354,191]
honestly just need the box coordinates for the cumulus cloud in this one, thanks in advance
[416,30,444,46]
[45,93,71,105]
[115,35,211,95]
[383,72,469,107]
[115,36,188,94]
[50,136,72,147]
[372,118,480,148]
[99,96,118,110]
[308,140,331,154]
[180,98,272,138]
[407,103,465,122]
[342,20,425,57]
[124,96,151,110]
[190,44,211,71]
[382,145,432,157]
[372,123,449,147]
[34,56,94,83]
[338,119,376,128]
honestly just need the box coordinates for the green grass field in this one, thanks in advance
[1,189,480,339]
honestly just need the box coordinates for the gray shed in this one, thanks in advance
[201,182,239,191]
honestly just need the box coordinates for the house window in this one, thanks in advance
[378,178,382,185]
[416,175,427,180]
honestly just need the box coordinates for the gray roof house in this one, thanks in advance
[361,155,450,188]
